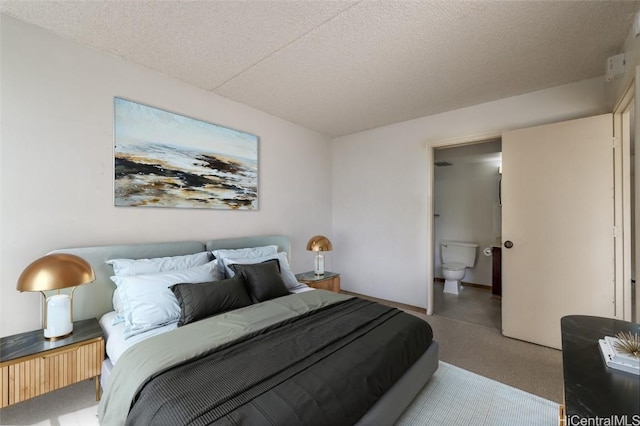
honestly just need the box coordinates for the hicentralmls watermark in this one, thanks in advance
[566,415,640,426]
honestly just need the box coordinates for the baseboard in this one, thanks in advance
[340,290,426,314]
[434,277,491,290]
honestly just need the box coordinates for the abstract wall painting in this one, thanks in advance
[114,98,258,210]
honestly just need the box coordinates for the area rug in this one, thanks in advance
[396,362,559,425]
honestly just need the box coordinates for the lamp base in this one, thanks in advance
[44,294,73,340]
[314,253,325,276]
[44,331,73,341]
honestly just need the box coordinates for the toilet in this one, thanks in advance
[441,241,478,294]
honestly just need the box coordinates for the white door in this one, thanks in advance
[502,114,615,349]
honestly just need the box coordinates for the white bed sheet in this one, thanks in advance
[288,283,314,293]
[100,311,177,366]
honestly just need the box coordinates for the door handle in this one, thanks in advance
[504,240,514,249]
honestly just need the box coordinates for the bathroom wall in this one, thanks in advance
[433,140,502,287]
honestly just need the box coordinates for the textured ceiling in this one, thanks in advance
[1,1,638,137]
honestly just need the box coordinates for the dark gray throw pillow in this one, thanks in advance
[229,259,290,302]
[170,274,252,326]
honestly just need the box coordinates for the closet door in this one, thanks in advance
[501,114,615,349]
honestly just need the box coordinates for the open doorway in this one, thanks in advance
[426,111,633,346]
[432,139,502,329]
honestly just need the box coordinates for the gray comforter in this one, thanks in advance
[98,291,433,426]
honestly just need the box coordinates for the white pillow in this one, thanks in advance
[111,289,125,325]
[212,245,278,280]
[111,260,218,338]
[107,251,211,276]
[211,245,278,261]
[107,251,215,325]
[223,252,299,290]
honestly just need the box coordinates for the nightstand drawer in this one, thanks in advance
[306,276,340,292]
[296,272,341,293]
[0,337,104,407]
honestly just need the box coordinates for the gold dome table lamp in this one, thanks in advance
[17,253,95,340]
[306,235,333,276]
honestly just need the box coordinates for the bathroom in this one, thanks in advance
[433,139,502,328]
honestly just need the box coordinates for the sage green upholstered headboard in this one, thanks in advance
[47,235,290,322]
[205,235,290,255]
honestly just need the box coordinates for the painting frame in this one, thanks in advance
[113,97,259,210]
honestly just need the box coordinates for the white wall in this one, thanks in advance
[332,77,610,309]
[0,16,333,337]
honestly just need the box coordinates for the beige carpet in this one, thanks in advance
[406,311,563,403]
[0,379,99,425]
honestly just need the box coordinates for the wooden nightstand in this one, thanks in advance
[296,271,341,293]
[0,318,104,408]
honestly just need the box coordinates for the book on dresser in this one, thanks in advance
[598,337,640,375]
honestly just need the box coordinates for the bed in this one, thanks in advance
[49,235,438,425]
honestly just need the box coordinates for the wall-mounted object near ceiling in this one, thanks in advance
[605,53,625,82]
[114,97,259,210]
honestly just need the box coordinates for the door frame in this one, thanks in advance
[426,131,501,315]
[613,75,635,321]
